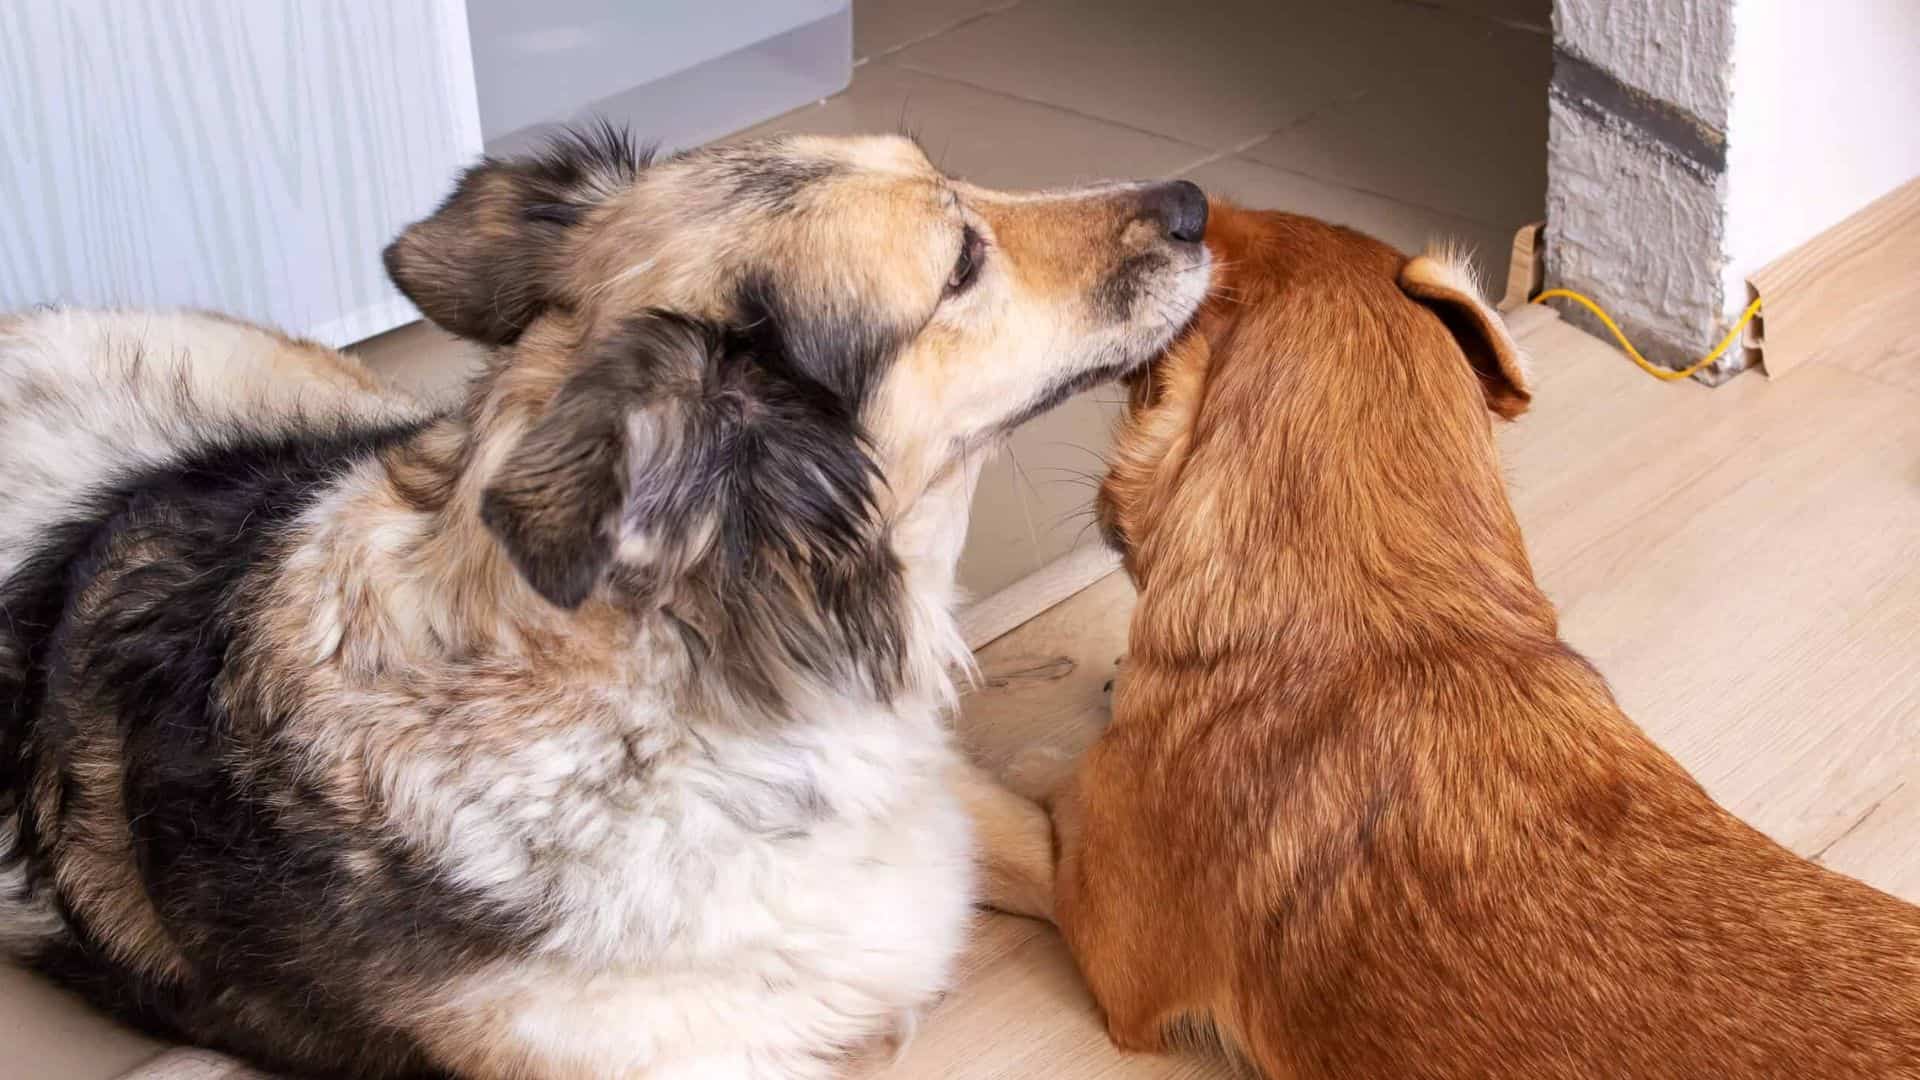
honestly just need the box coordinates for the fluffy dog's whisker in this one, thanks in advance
[1029,466,1105,492]
[1066,515,1104,551]
[1003,444,1046,552]
[1040,441,1114,469]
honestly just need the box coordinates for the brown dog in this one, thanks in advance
[1009,203,1920,1078]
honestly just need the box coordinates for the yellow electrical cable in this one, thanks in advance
[1531,288,1764,382]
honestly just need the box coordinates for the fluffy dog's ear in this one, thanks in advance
[1399,251,1533,420]
[480,308,887,613]
[385,123,648,345]
[479,314,706,609]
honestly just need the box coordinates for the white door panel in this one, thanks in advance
[0,1,482,346]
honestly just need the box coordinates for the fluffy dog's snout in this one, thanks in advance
[1142,180,1208,243]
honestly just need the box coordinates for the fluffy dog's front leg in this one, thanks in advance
[948,762,1056,922]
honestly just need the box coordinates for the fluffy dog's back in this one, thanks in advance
[0,309,418,581]
[0,310,423,953]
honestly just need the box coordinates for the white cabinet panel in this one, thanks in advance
[0,1,482,345]
[468,0,844,141]
[468,0,851,157]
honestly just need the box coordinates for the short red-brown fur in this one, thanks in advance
[1045,203,1920,1078]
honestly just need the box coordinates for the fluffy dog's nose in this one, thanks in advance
[1144,180,1208,243]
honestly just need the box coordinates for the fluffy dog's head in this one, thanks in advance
[384,127,1209,701]
[1094,202,1529,582]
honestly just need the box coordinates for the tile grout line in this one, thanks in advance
[873,61,1216,164]
[1236,153,1536,236]
[864,3,1541,237]
[1166,93,1529,247]
[882,57,1375,178]
[858,0,1028,67]
[1169,132,1285,178]
[1387,0,1552,36]
[1170,89,1369,175]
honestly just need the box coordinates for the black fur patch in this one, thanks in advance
[673,140,841,216]
[480,295,909,706]
[383,120,655,345]
[479,348,647,608]
[1096,249,1173,322]
[516,120,655,222]
[736,272,904,408]
[1,421,543,1078]
[723,154,840,214]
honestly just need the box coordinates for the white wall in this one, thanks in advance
[1722,0,1920,309]
[0,1,482,346]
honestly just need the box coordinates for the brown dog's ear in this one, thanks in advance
[384,123,648,345]
[1399,251,1533,419]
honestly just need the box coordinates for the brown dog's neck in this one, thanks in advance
[1125,276,1556,676]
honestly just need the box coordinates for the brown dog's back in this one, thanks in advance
[1058,206,1920,1078]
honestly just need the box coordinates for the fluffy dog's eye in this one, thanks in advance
[947,227,984,296]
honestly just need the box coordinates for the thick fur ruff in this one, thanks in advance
[0,129,1210,1077]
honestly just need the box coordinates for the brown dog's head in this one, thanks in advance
[385,127,1212,612]
[1095,202,1530,577]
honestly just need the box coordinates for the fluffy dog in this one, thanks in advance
[0,128,1211,1078]
[1013,203,1920,1078]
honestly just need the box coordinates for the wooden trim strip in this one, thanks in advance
[1499,221,1546,314]
[1749,176,1920,381]
[957,543,1121,651]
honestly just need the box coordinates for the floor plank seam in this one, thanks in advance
[1802,358,1920,399]
[1811,781,1908,864]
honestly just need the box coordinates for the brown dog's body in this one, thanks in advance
[1037,205,1920,1078]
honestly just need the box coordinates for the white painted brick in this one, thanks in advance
[1555,0,1733,129]
[1544,95,1740,375]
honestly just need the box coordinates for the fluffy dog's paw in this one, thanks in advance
[1004,746,1076,804]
